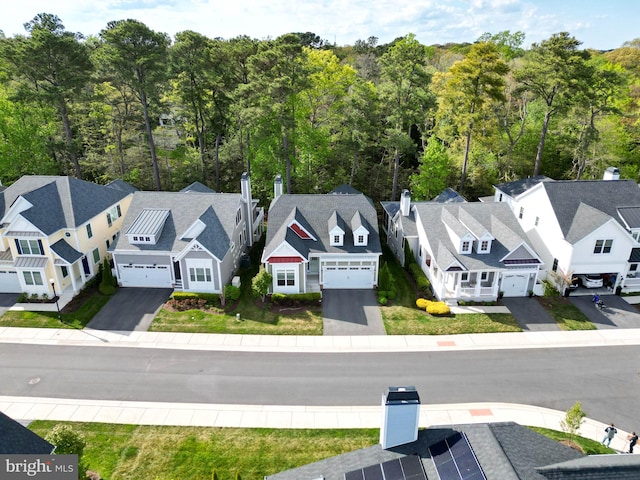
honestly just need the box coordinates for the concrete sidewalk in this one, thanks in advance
[0,396,632,453]
[3,325,640,352]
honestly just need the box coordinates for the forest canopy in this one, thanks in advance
[1,14,639,206]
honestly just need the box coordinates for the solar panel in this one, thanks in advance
[429,433,486,480]
[381,459,404,480]
[343,455,427,480]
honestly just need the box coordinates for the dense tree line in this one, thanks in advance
[1,14,639,205]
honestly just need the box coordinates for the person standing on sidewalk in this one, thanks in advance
[628,431,638,453]
[602,423,617,446]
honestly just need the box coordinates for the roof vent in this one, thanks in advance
[380,386,420,449]
[603,167,620,181]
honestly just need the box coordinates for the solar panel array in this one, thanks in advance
[428,432,486,480]
[344,455,427,480]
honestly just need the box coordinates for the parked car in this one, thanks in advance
[572,274,604,289]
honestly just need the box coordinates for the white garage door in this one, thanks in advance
[0,270,21,293]
[323,266,375,289]
[501,274,528,297]
[119,264,172,288]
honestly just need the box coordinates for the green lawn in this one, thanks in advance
[28,421,379,480]
[535,296,596,330]
[27,421,613,479]
[528,426,615,455]
[151,303,322,335]
[0,289,111,329]
[382,305,521,335]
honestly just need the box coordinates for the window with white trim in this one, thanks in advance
[86,223,93,239]
[461,240,471,253]
[535,216,540,227]
[334,235,340,243]
[479,240,490,252]
[23,271,43,286]
[16,239,43,255]
[189,267,212,283]
[461,272,469,282]
[92,248,100,264]
[277,269,295,286]
[61,266,68,278]
[593,239,613,254]
[480,272,488,281]
[235,208,242,226]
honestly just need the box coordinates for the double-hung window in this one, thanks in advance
[16,239,43,255]
[86,223,93,239]
[593,239,613,254]
[23,271,43,286]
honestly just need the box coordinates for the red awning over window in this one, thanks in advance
[268,256,303,263]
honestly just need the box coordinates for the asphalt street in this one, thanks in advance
[2,343,639,430]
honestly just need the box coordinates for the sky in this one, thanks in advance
[1,0,638,50]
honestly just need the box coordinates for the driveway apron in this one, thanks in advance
[0,293,18,317]
[500,297,560,331]
[569,294,640,329]
[87,288,173,331]
[322,289,385,335]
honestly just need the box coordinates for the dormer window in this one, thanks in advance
[480,240,489,251]
[332,234,343,246]
[461,240,471,254]
[126,208,170,246]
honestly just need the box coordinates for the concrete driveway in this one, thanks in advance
[322,289,385,335]
[87,288,173,331]
[500,297,560,331]
[569,294,640,329]
[0,293,18,317]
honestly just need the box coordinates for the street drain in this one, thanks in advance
[28,377,40,385]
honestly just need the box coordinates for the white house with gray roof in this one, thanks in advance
[494,172,640,293]
[409,201,541,301]
[111,173,262,292]
[261,176,381,293]
[0,176,134,297]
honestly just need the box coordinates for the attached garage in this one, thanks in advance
[322,261,376,289]
[118,264,172,288]
[500,273,528,297]
[0,270,21,293]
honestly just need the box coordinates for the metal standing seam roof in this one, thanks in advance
[617,206,640,229]
[126,208,171,237]
[14,256,48,269]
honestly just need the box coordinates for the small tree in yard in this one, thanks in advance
[560,401,586,439]
[252,267,272,303]
[99,258,116,295]
[45,424,86,456]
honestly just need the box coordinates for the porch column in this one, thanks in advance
[70,263,78,293]
[475,279,482,298]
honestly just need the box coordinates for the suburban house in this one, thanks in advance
[381,188,466,267]
[493,168,640,293]
[382,190,541,301]
[111,173,263,292]
[0,411,54,454]
[261,176,381,293]
[266,421,640,480]
[0,176,135,298]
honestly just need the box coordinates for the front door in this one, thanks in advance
[82,256,90,275]
[173,261,181,280]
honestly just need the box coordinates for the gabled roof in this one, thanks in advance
[106,179,138,194]
[495,176,553,198]
[415,202,536,272]
[432,187,466,203]
[541,180,640,240]
[328,184,362,195]
[0,411,54,454]
[1,176,131,234]
[50,239,83,263]
[265,422,584,480]
[263,193,381,261]
[112,191,241,259]
[180,181,216,193]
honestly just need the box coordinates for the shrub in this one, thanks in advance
[378,262,391,291]
[224,285,241,302]
[378,295,388,305]
[171,292,200,300]
[271,292,321,306]
[416,298,431,309]
[45,424,86,456]
[168,297,207,311]
[271,293,287,305]
[426,301,450,315]
[99,258,117,295]
[252,267,272,302]
[198,293,220,306]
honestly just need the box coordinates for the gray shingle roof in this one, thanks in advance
[50,239,83,263]
[179,181,216,193]
[432,187,467,203]
[0,411,54,454]
[112,191,241,259]
[1,176,131,234]
[495,176,553,197]
[263,193,381,260]
[413,202,535,272]
[265,422,586,480]
[537,453,640,479]
[542,180,640,240]
[329,184,362,195]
